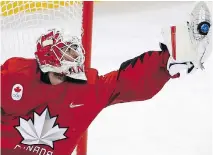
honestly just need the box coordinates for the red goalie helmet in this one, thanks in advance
[35,29,63,67]
[35,29,86,80]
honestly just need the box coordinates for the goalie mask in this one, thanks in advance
[161,1,212,69]
[35,29,87,81]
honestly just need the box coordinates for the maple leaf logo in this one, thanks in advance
[15,108,68,148]
[14,86,21,93]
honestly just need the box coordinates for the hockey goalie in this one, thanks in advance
[0,2,211,155]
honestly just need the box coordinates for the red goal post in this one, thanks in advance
[79,4,94,155]
[1,1,94,155]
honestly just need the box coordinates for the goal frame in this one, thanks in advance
[78,3,94,155]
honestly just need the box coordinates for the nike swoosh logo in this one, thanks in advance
[69,103,84,108]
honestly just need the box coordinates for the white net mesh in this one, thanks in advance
[0,1,84,63]
[0,1,85,154]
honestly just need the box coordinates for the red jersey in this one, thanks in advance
[1,47,175,155]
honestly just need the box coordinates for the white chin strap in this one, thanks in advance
[61,60,87,81]
[66,70,87,81]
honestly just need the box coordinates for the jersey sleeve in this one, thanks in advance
[97,47,177,107]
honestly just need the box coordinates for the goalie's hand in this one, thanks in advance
[167,57,196,77]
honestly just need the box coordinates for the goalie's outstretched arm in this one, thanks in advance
[97,43,194,107]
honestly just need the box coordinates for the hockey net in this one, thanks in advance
[0,1,93,155]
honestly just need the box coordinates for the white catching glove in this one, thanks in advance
[161,2,212,77]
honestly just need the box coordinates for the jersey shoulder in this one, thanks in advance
[2,57,38,74]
